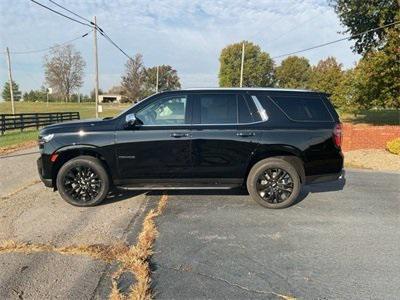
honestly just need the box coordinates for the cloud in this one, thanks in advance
[0,0,359,95]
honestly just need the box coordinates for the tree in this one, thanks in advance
[43,44,86,102]
[275,56,311,89]
[2,81,21,101]
[330,0,399,54]
[349,28,400,110]
[121,54,146,102]
[22,88,47,102]
[219,41,274,87]
[308,57,345,107]
[144,65,181,96]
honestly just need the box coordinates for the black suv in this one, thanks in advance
[37,88,343,209]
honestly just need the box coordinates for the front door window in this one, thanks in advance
[136,96,187,125]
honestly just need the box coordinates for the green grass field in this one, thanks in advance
[0,101,129,119]
[0,101,130,149]
[340,109,400,125]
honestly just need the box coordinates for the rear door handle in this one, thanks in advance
[171,132,190,138]
[236,132,256,137]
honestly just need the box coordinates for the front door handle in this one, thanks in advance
[236,132,256,137]
[171,132,190,138]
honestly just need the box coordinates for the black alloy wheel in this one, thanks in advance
[56,156,110,206]
[247,158,301,209]
[256,168,294,204]
[63,166,102,203]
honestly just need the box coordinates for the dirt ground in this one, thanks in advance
[344,149,400,172]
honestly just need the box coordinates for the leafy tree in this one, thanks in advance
[309,57,345,107]
[44,44,86,102]
[275,56,311,89]
[349,28,400,110]
[332,69,359,112]
[219,41,274,87]
[330,0,399,54]
[121,54,146,102]
[22,88,47,102]
[144,65,181,96]
[2,81,22,101]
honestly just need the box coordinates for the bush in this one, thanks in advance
[386,138,400,155]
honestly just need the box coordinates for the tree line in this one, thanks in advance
[2,45,181,104]
[219,0,399,112]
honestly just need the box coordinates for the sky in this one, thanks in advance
[0,0,361,96]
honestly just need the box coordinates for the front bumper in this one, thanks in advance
[37,157,53,188]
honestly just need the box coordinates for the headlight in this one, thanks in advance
[39,133,54,144]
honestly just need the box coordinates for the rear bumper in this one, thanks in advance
[37,157,53,188]
[305,170,345,185]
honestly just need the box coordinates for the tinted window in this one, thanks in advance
[199,94,237,124]
[271,96,332,121]
[136,96,187,125]
[238,95,253,123]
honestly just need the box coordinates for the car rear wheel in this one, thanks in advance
[56,156,109,206]
[247,158,301,209]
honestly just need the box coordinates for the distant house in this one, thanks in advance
[99,86,127,103]
[98,94,124,103]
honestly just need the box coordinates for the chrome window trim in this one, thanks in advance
[251,95,269,121]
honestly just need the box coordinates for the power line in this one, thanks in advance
[29,0,94,28]
[98,31,133,60]
[48,0,92,24]
[9,31,90,54]
[269,13,320,44]
[31,0,133,60]
[272,20,400,59]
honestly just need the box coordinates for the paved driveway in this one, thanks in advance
[0,149,147,299]
[1,148,399,299]
[152,170,400,299]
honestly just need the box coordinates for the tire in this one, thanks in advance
[246,158,301,209]
[56,156,110,207]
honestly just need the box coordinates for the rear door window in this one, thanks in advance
[270,96,333,122]
[198,94,237,124]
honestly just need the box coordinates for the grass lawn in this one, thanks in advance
[0,101,130,119]
[340,109,400,125]
[0,101,130,150]
[0,129,39,149]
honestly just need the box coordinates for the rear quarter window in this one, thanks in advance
[270,95,333,122]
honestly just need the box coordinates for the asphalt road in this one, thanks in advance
[0,148,147,299]
[1,148,399,299]
[152,170,400,299]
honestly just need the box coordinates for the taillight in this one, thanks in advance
[333,123,342,148]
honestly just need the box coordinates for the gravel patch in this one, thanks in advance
[344,149,400,172]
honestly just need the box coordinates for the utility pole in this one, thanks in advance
[6,47,15,114]
[240,42,245,88]
[93,16,99,118]
[156,65,159,93]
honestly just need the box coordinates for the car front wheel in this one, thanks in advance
[247,158,301,209]
[56,156,109,206]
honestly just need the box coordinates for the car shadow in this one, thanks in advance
[100,177,346,206]
[101,189,146,205]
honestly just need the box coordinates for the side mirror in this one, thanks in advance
[125,113,142,128]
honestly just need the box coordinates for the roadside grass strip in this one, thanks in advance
[0,194,169,300]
